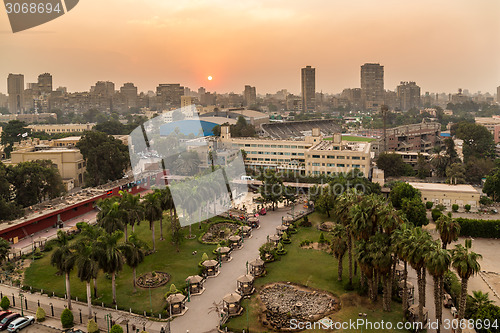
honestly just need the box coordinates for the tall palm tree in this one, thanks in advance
[50,230,75,310]
[425,241,451,333]
[368,232,393,311]
[142,192,162,252]
[355,239,376,301]
[97,197,124,234]
[119,191,143,239]
[331,224,347,281]
[73,240,99,318]
[451,239,482,333]
[392,224,412,314]
[406,227,433,324]
[96,231,124,304]
[80,224,104,298]
[156,188,173,241]
[436,214,461,249]
[120,233,148,292]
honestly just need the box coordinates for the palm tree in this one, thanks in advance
[96,231,124,304]
[50,230,75,310]
[142,192,162,252]
[425,241,451,333]
[97,197,124,234]
[435,214,461,249]
[0,238,10,264]
[468,290,493,313]
[156,187,173,240]
[79,224,104,298]
[73,240,99,318]
[392,224,412,314]
[119,191,143,239]
[331,224,347,281]
[406,227,433,324]
[451,239,482,333]
[120,233,148,292]
[355,239,376,301]
[368,232,393,311]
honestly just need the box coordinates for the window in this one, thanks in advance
[337,164,345,167]
[312,163,320,166]
[352,156,360,160]
[327,163,335,167]
[328,155,335,159]
[312,155,320,158]
[298,153,304,156]
[337,156,345,159]
[353,164,361,168]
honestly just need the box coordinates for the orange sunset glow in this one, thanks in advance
[0,0,499,94]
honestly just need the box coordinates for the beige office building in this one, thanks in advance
[408,182,480,210]
[28,123,95,134]
[220,126,372,176]
[10,148,86,189]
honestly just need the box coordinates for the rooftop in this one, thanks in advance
[408,182,480,194]
[310,140,370,153]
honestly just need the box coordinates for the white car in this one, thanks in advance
[7,316,34,332]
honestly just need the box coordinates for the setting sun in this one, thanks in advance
[208,76,213,81]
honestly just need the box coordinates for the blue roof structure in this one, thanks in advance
[159,120,220,137]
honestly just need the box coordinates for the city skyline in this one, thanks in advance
[0,0,499,94]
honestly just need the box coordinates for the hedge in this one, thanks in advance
[61,308,74,328]
[455,218,500,238]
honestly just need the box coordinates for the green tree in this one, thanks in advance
[118,191,143,239]
[173,151,201,176]
[73,240,99,318]
[331,225,347,281]
[50,230,75,310]
[142,192,162,252]
[120,233,148,292]
[97,197,124,234]
[0,296,9,310]
[258,169,284,211]
[401,196,428,227]
[435,214,460,249]
[465,157,494,184]
[389,182,420,209]
[451,240,482,333]
[454,122,495,161]
[77,131,130,187]
[96,231,124,304]
[446,163,466,184]
[0,120,30,158]
[315,191,334,218]
[87,319,99,333]
[0,238,10,264]
[425,242,451,333]
[376,153,409,177]
[9,160,65,207]
[416,153,431,179]
[110,324,124,333]
[483,165,500,201]
[468,290,494,315]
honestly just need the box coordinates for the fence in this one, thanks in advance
[0,289,171,333]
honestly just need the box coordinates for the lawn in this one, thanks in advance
[225,212,406,332]
[324,135,375,142]
[23,215,229,315]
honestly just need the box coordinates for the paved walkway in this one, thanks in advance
[1,203,302,333]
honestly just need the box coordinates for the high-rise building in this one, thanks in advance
[7,73,25,114]
[361,63,384,111]
[244,85,256,107]
[497,86,500,104]
[181,95,194,108]
[120,82,138,108]
[397,81,421,110]
[92,81,115,96]
[301,66,315,112]
[38,73,52,94]
[156,83,184,108]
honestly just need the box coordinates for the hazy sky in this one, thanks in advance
[1,0,499,95]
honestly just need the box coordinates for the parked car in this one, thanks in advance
[0,314,20,331]
[259,207,267,215]
[0,313,11,322]
[7,316,34,332]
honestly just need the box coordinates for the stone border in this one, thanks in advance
[135,271,171,289]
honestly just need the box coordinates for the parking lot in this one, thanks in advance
[21,323,61,332]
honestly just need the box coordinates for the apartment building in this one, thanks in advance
[27,123,95,134]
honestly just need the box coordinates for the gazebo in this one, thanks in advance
[166,293,186,316]
[33,236,47,250]
[8,248,22,261]
[236,275,255,296]
[223,293,242,316]
[216,246,232,262]
[408,304,428,325]
[247,217,259,228]
[249,258,265,277]
[397,280,415,303]
[228,235,243,250]
[269,234,281,247]
[202,260,219,277]
[185,275,204,295]
[282,216,293,226]
[276,225,288,236]
[239,226,252,238]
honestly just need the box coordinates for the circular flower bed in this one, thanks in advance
[136,271,170,288]
[201,222,240,244]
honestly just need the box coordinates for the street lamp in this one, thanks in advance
[105,313,112,333]
[359,313,367,333]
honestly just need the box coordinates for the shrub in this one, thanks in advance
[87,319,99,333]
[299,240,311,247]
[0,296,10,310]
[276,243,287,255]
[426,201,434,209]
[110,325,123,333]
[452,204,459,212]
[319,232,326,244]
[60,308,74,328]
[36,307,46,322]
[431,208,443,222]
[299,216,311,227]
[435,204,446,211]
[455,218,500,238]
[464,204,471,212]
[480,196,493,206]
[201,253,209,262]
[76,222,87,230]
